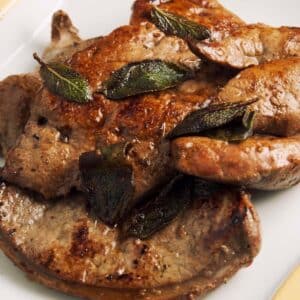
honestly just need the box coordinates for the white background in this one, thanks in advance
[0,1,299,299]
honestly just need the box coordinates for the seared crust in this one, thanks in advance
[131,0,245,39]
[1,2,245,199]
[0,182,260,299]
[0,74,41,155]
[171,135,300,190]
[218,58,300,137]
[3,17,237,199]
[194,24,300,68]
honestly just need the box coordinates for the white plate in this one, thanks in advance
[0,1,299,299]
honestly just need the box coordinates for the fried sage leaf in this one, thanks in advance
[167,99,257,140]
[204,110,256,142]
[33,53,91,103]
[101,59,193,100]
[123,175,192,240]
[193,178,223,199]
[79,144,134,226]
[150,6,211,41]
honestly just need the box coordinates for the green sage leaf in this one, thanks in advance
[33,53,91,103]
[123,175,192,240]
[79,143,134,226]
[204,110,256,142]
[101,59,193,100]
[150,6,211,41]
[167,99,257,140]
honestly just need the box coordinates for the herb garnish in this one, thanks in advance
[101,59,193,100]
[79,143,134,226]
[33,53,91,103]
[204,110,256,142]
[167,99,257,141]
[123,175,192,240]
[150,6,211,41]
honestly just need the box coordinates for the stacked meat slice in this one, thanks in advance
[0,0,299,299]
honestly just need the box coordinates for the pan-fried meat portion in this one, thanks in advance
[194,24,300,68]
[0,10,99,158]
[3,15,237,199]
[217,58,300,137]
[43,10,101,63]
[131,0,245,39]
[3,63,233,199]
[172,135,300,190]
[0,182,260,299]
[95,64,234,200]
[0,74,41,155]
[70,22,202,90]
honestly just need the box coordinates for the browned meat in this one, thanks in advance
[171,135,300,190]
[0,182,260,299]
[2,2,242,199]
[218,58,300,137]
[0,10,99,159]
[194,24,300,68]
[0,74,41,155]
[131,0,245,38]
[43,10,101,63]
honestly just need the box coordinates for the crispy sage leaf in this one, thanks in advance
[101,59,193,100]
[193,178,223,199]
[33,53,91,103]
[123,175,192,240]
[150,6,211,41]
[79,143,134,226]
[167,99,257,140]
[204,110,256,142]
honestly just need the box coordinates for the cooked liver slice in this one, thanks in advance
[172,135,300,190]
[0,182,260,299]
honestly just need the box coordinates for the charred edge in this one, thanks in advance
[70,224,94,258]
[105,272,135,282]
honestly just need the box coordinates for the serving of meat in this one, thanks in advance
[131,0,245,36]
[0,0,299,299]
[2,0,241,199]
[0,74,41,155]
[217,58,300,137]
[0,10,97,157]
[0,182,260,300]
[172,135,300,190]
[194,24,300,68]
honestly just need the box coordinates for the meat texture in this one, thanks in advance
[218,58,300,137]
[132,1,299,69]
[0,10,98,158]
[2,0,243,199]
[131,0,245,38]
[194,24,300,68]
[0,74,41,155]
[0,182,260,299]
[43,10,100,63]
[172,135,300,190]
[170,57,300,190]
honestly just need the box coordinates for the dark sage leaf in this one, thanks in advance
[150,6,211,41]
[203,110,256,142]
[123,175,192,240]
[192,178,223,200]
[79,144,134,226]
[33,53,92,103]
[167,99,257,140]
[101,59,193,100]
